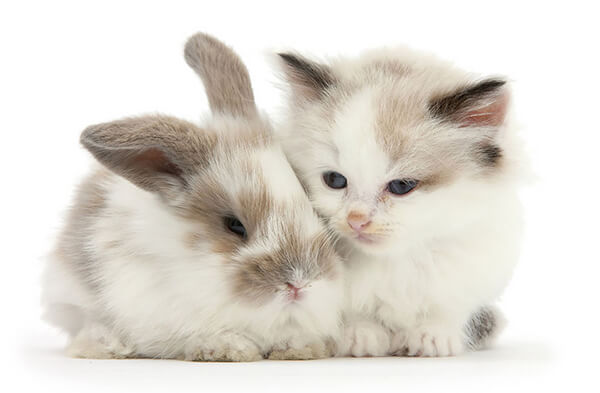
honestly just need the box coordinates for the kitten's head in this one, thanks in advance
[276,48,515,254]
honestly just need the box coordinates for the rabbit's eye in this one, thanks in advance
[224,216,247,239]
[387,179,418,196]
[322,171,347,189]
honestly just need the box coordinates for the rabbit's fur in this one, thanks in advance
[42,33,343,361]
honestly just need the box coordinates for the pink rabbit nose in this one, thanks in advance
[286,283,302,300]
[347,212,371,232]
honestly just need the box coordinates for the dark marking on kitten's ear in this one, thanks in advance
[277,53,335,100]
[465,305,505,350]
[429,79,509,127]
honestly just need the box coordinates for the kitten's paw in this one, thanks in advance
[68,325,135,359]
[398,326,464,357]
[342,320,390,357]
[268,339,335,360]
[184,332,262,362]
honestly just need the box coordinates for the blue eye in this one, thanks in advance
[322,171,347,189]
[387,179,418,195]
[224,216,247,238]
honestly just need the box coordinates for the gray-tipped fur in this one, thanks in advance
[80,115,214,194]
[465,305,507,350]
[184,33,256,117]
[277,52,335,101]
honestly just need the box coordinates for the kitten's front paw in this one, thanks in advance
[185,332,262,362]
[342,320,390,357]
[268,339,335,360]
[394,326,464,357]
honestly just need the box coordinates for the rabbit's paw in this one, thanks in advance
[185,332,262,362]
[268,338,335,360]
[68,324,135,359]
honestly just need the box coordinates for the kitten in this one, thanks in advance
[275,46,524,356]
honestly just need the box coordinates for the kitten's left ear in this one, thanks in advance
[276,52,336,101]
[428,79,509,128]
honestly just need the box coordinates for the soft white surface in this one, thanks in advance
[20,330,555,393]
[1,0,598,392]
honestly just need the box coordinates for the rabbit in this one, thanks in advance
[41,33,344,362]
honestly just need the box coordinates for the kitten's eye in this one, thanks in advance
[224,216,247,238]
[322,171,347,189]
[387,179,418,196]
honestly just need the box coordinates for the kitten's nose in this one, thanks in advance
[347,212,371,232]
[286,282,302,300]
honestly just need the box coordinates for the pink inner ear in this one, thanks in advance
[131,148,183,177]
[460,91,509,128]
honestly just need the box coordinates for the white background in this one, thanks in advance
[2,1,599,392]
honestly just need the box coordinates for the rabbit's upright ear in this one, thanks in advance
[184,33,257,118]
[81,115,214,194]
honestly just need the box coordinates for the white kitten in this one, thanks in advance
[275,46,525,357]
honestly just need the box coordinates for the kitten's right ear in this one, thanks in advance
[428,79,509,128]
[276,52,336,101]
[81,115,214,195]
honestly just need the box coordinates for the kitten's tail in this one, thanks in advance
[465,305,507,350]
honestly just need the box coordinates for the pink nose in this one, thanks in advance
[347,212,371,232]
[287,283,302,300]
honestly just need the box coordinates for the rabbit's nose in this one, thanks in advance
[347,211,371,232]
[286,282,302,301]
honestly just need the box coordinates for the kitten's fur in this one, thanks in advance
[276,47,524,356]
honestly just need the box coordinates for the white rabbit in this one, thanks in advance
[42,33,343,361]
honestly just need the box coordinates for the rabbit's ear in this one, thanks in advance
[81,115,214,194]
[184,33,257,118]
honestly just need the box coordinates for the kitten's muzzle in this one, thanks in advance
[347,211,372,233]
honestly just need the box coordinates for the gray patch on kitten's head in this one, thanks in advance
[428,78,508,168]
[376,79,508,178]
[474,142,503,167]
[274,48,515,252]
[276,50,510,180]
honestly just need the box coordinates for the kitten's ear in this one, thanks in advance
[81,115,213,194]
[428,79,509,128]
[276,52,336,101]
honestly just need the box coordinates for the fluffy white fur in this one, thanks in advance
[42,33,344,361]
[43,168,342,360]
[277,46,526,357]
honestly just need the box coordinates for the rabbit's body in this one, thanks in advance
[43,35,343,361]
